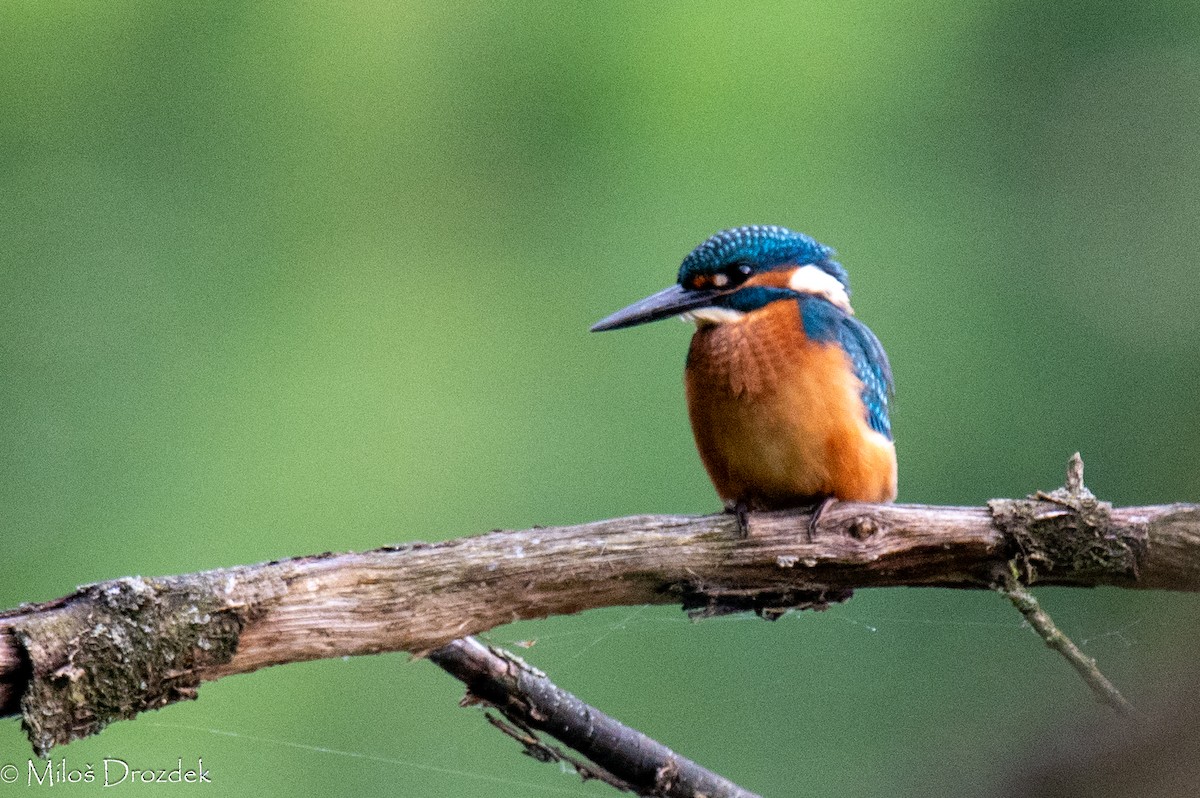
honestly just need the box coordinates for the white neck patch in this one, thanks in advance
[788,265,851,311]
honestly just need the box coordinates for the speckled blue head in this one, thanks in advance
[590,225,892,439]
[678,225,848,291]
[591,225,852,332]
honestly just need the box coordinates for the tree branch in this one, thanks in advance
[996,564,1133,714]
[2,486,1198,758]
[429,637,762,797]
[991,454,1136,713]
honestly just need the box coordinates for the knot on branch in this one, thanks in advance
[14,576,247,756]
[988,453,1143,585]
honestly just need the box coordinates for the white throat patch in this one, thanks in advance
[788,265,851,311]
[680,307,746,327]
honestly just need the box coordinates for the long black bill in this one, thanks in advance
[590,284,724,332]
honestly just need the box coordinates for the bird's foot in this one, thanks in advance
[727,500,751,539]
[806,496,836,541]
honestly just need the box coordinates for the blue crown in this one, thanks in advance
[678,225,836,283]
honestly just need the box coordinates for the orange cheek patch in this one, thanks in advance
[741,271,793,289]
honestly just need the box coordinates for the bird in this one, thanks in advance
[591,225,896,534]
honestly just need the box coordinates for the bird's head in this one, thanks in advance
[591,225,851,332]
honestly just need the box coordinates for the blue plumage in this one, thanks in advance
[592,224,898,509]
[693,233,893,440]
[800,296,894,439]
[678,225,847,290]
[719,285,796,314]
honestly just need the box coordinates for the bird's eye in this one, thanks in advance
[719,260,754,286]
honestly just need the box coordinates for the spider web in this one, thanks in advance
[7,589,1191,798]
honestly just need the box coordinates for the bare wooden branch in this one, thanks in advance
[996,564,1133,714]
[429,637,762,798]
[989,453,1135,713]
[1,495,1198,756]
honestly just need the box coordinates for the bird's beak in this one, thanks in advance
[590,284,724,332]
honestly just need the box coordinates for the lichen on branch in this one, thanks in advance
[1,459,1197,755]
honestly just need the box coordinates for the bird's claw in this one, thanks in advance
[806,496,836,541]
[732,500,751,539]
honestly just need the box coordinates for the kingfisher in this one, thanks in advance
[591,225,896,532]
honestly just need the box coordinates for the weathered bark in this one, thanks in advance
[430,637,762,797]
[1,496,1197,756]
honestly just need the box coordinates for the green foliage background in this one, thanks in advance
[3,2,1200,795]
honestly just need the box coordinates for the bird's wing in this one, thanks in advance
[836,315,894,439]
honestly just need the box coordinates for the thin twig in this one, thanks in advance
[997,562,1134,714]
[482,711,634,791]
[429,637,762,798]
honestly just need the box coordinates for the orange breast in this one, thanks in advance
[684,300,897,509]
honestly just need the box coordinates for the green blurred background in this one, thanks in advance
[3,1,1200,795]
